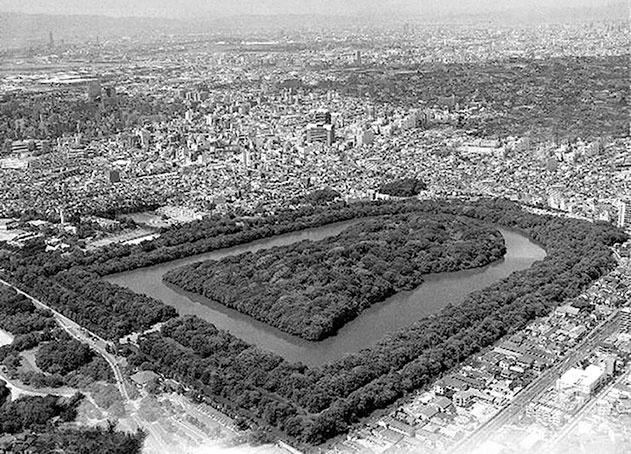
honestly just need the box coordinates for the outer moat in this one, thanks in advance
[106,220,545,366]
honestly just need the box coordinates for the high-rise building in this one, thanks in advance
[306,124,335,146]
[306,109,335,146]
[242,148,251,168]
[548,186,566,211]
[57,208,66,225]
[48,31,54,49]
[355,50,362,66]
[138,129,151,150]
[314,109,332,125]
[617,199,631,229]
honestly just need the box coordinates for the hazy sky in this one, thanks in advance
[0,0,612,18]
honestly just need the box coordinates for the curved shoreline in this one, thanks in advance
[162,215,507,341]
[106,223,545,366]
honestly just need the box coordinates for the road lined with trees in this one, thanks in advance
[0,285,145,452]
[0,285,113,389]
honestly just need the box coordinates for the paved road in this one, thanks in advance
[0,369,76,399]
[452,309,626,454]
[548,363,631,449]
[0,278,130,400]
[0,278,170,451]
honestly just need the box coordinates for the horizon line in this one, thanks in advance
[0,3,626,22]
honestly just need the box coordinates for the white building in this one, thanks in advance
[556,365,605,395]
[618,199,631,229]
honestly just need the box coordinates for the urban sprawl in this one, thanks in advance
[0,11,630,454]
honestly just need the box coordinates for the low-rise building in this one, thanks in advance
[556,364,606,395]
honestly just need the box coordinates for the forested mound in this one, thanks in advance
[131,199,625,446]
[1,198,626,447]
[164,214,506,340]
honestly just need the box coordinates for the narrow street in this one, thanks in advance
[0,278,169,452]
[451,309,625,454]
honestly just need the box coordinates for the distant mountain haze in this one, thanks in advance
[0,0,622,18]
[0,1,626,50]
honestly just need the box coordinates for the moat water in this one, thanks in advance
[106,221,546,366]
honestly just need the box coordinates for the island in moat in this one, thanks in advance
[1,198,625,448]
[163,213,507,340]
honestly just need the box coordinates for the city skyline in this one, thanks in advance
[0,3,629,454]
[0,0,618,19]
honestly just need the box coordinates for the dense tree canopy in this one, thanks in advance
[0,268,177,341]
[164,214,505,339]
[293,188,342,206]
[0,393,144,454]
[0,286,56,336]
[51,269,177,340]
[1,198,626,446]
[30,424,145,454]
[0,285,113,387]
[378,178,427,197]
[36,339,94,376]
[0,393,82,435]
[0,380,9,407]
